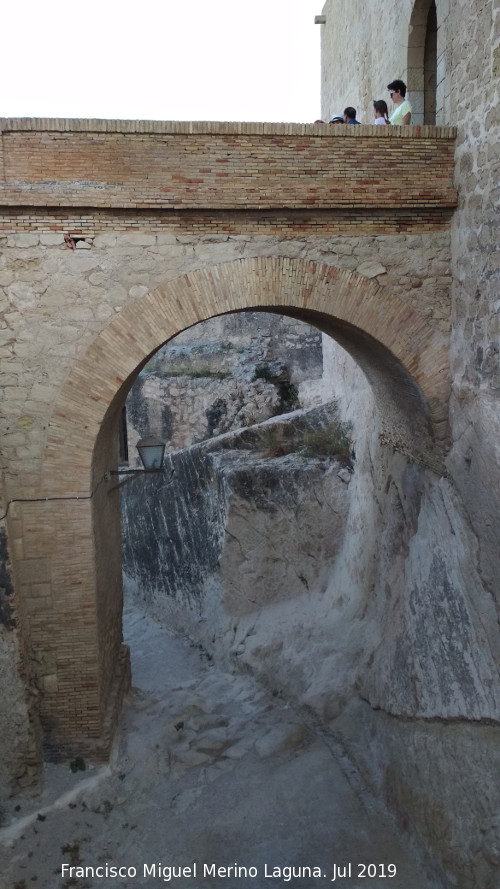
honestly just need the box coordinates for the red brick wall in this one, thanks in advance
[0,119,457,212]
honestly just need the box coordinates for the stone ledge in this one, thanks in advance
[0,117,458,138]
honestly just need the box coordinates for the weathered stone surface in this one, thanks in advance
[0,232,450,487]
[0,526,41,801]
[254,722,309,758]
[362,480,500,720]
[356,259,387,278]
[122,404,350,650]
[331,698,500,889]
[125,312,323,458]
[0,607,434,889]
[318,326,500,887]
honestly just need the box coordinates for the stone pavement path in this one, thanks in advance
[1,606,440,889]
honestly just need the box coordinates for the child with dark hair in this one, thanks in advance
[373,99,390,125]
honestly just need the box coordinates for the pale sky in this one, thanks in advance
[2,0,323,122]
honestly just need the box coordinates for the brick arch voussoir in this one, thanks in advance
[42,256,445,494]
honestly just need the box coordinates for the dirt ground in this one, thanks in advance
[1,606,439,889]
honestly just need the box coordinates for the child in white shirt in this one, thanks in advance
[373,99,390,125]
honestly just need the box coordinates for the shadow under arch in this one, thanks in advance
[37,256,451,756]
[407,0,438,125]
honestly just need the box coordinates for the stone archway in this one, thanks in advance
[21,256,450,758]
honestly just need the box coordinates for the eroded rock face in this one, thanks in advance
[123,392,500,724]
[216,454,349,616]
[361,478,500,721]
[316,338,500,888]
[0,528,14,631]
[122,404,351,660]
[125,312,324,459]
[331,699,500,889]
[122,374,500,887]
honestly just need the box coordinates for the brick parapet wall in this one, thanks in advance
[0,118,458,138]
[0,120,457,212]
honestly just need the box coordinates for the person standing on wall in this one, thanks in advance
[387,80,412,124]
[343,106,361,124]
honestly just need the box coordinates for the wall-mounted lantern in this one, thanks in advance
[135,435,166,471]
[105,435,166,488]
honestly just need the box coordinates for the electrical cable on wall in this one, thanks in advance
[0,475,107,523]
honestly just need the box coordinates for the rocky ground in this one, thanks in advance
[1,606,437,889]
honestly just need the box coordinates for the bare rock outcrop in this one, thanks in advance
[122,403,352,676]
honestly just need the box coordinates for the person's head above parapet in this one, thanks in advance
[343,107,357,121]
[373,99,389,118]
[387,79,407,98]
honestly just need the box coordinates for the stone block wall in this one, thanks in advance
[0,227,453,496]
[319,0,453,125]
[0,2,494,879]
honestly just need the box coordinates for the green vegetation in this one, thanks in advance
[189,369,230,379]
[254,363,273,382]
[259,418,354,464]
[157,367,230,379]
[69,756,86,773]
[275,381,300,413]
[301,421,353,462]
